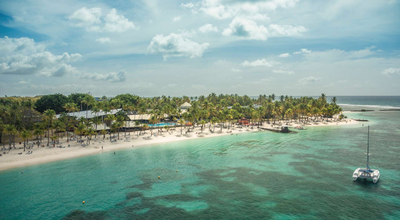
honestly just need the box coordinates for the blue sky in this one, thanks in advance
[0,0,399,97]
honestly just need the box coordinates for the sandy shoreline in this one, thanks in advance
[0,119,358,172]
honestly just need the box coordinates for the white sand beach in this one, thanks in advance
[0,119,358,171]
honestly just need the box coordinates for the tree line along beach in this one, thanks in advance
[0,93,354,170]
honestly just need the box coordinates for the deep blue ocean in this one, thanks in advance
[0,96,399,220]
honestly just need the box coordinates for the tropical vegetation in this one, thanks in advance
[0,93,342,148]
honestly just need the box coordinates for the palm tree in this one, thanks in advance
[81,95,95,120]
[20,129,32,151]
[100,129,107,140]
[64,102,78,116]
[200,120,206,132]
[142,124,149,135]
[116,121,124,139]
[76,123,86,143]
[286,109,293,123]
[110,122,119,141]
[116,115,126,137]
[105,114,116,127]
[53,120,65,139]
[91,117,102,137]
[4,124,17,148]
[134,121,141,136]
[86,127,95,145]
[33,128,44,148]
[43,109,56,146]
[149,116,158,136]
[211,117,218,132]
[179,118,185,134]
[67,122,75,142]
[51,135,58,147]
[226,114,233,130]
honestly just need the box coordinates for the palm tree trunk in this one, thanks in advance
[47,126,50,146]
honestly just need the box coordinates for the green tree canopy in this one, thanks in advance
[35,94,71,113]
[68,93,89,107]
[112,94,140,105]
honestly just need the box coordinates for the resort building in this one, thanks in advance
[56,109,122,119]
[180,102,192,109]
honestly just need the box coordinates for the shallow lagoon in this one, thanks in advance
[1,111,399,220]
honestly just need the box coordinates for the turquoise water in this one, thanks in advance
[1,111,400,219]
[148,123,176,127]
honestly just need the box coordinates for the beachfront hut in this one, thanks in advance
[238,118,249,125]
[180,102,192,109]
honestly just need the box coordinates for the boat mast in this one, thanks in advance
[367,126,370,170]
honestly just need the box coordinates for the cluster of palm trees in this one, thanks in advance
[144,93,343,133]
[0,93,342,150]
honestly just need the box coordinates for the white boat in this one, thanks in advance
[353,126,380,183]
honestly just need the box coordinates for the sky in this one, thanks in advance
[0,0,399,97]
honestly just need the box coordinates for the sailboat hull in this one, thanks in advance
[353,168,380,183]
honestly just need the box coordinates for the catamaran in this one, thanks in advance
[353,126,380,183]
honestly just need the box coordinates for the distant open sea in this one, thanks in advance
[0,96,399,219]
[250,96,400,110]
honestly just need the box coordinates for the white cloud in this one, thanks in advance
[241,59,278,67]
[16,79,31,84]
[181,2,196,9]
[381,68,400,75]
[103,9,136,32]
[147,32,210,59]
[69,7,102,31]
[181,2,199,13]
[69,8,135,32]
[183,0,300,19]
[79,70,127,83]
[0,36,81,77]
[199,24,219,33]
[222,17,306,40]
[223,17,268,40]
[303,47,376,61]
[294,48,312,54]
[298,76,321,85]
[268,24,307,37]
[273,70,294,74]
[173,16,181,22]
[0,36,126,82]
[245,14,269,21]
[279,53,290,58]
[95,37,111,44]
[231,68,241,72]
